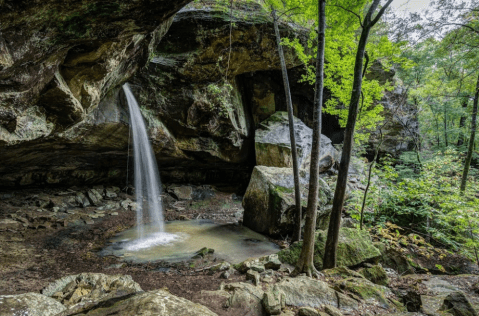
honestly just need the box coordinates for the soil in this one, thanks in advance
[0,185,252,315]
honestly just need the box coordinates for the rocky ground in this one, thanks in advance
[1,185,479,316]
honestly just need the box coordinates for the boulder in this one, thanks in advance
[275,276,338,309]
[334,277,395,309]
[358,265,389,286]
[243,165,332,237]
[255,112,337,171]
[0,292,66,316]
[375,242,414,275]
[75,289,218,315]
[42,273,142,312]
[278,228,381,270]
[225,282,265,316]
[262,285,286,315]
[298,307,324,316]
[441,291,478,316]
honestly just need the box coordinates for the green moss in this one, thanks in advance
[277,228,381,270]
[358,265,389,286]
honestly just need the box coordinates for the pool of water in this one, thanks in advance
[100,220,280,264]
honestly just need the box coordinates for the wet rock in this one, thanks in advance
[243,165,332,237]
[440,291,477,316]
[246,269,261,286]
[42,273,142,312]
[262,285,286,315]
[105,188,118,199]
[276,276,338,309]
[358,265,389,286]
[192,247,214,259]
[0,292,66,316]
[278,228,381,270]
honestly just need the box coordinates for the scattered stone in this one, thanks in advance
[105,188,118,199]
[84,218,94,225]
[170,185,194,200]
[262,285,286,315]
[120,199,133,210]
[75,192,90,208]
[246,269,261,286]
[440,291,477,316]
[0,218,21,230]
[192,247,214,259]
[210,262,231,272]
[110,212,118,216]
[86,189,103,205]
[250,264,266,273]
[0,292,66,316]
[220,270,231,279]
[52,207,60,212]
[179,215,190,221]
[262,254,282,270]
[235,258,261,273]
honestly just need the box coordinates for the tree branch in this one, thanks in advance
[370,0,394,26]
[329,4,363,27]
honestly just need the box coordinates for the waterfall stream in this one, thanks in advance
[123,83,178,249]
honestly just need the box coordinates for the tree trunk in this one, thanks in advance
[444,106,448,147]
[272,10,302,242]
[322,0,393,270]
[460,71,479,193]
[457,99,468,146]
[292,0,326,277]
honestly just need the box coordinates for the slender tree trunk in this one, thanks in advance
[444,106,448,147]
[457,99,468,146]
[460,71,479,193]
[272,10,302,242]
[323,0,393,270]
[292,0,326,277]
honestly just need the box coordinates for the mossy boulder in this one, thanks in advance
[335,278,394,309]
[278,228,381,270]
[243,165,332,237]
[375,242,414,275]
[358,265,389,286]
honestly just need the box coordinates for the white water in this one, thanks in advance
[123,83,177,246]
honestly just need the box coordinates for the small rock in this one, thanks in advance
[211,262,231,272]
[192,247,214,259]
[220,270,231,279]
[110,212,118,216]
[235,258,261,273]
[262,285,286,315]
[170,185,194,200]
[299,307,322,316]
[246,269,261,286]
[250,264,266,273]
[75,192,90,208]
[84,219,94,225]
[179,215,190,221]
[52,207,60,212]
[0,218,21,230]
[262,254,282,270]
[105,188,118,199]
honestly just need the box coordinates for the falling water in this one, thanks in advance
[123,83,178,248]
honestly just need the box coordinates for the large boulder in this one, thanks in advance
[42,273,142,313]
[278,228,381,270]
[242,165,333,237]
[254,112,337,171]
[0,292,66,316]
[74,289,218,316]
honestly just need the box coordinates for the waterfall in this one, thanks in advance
[123,83,165,239]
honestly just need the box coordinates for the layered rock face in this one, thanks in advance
[0,0,191,187]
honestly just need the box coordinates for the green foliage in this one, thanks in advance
[347,149,479,259]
